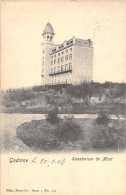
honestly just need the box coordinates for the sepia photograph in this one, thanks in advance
[1,0,126,194]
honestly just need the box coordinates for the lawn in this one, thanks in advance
[16,117,126,153]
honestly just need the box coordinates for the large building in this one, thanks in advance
[41,23,93,86]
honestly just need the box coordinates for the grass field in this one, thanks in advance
[15,117,126,153]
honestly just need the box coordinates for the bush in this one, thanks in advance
[55,117,83,143]
[45,107,60,124]
[91,126,117,149]
[91,122,126,150]
[96,112,110,125]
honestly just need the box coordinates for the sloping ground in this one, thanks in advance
[1,84,126,114]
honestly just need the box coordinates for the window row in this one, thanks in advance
[51,79,71,84]
[51,47,72,58]
[51,54,72,65]
[51,63,72,74]
[51,73,72,78]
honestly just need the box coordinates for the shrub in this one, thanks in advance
[55,117,83,143]
[91,122,126,150]
[45,107,60,124]
[96,112,110,125]
[91,126,117,150]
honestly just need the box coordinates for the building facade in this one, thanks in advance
[41,23,93,86]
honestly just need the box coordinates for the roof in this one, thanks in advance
[42,23,55,36]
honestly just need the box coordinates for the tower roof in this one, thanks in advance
[42,23,55,36]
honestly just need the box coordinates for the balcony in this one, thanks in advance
[49,69,72,76]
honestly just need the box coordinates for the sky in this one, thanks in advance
[1,0,126,90]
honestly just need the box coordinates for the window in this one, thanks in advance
[70,47,72,51]
[69,54,72,60]
[52,48,56,53]
[54,54,56,57]
[66,49,68,53]
[52,79,53,84]
[61,65,64,72]
[42,61,44,66]
[58,66,60,72]
[50,36,52,41]
[43,50,44,53]
[65,64,68,71]
[58,53,60,56]
[51,68,53,73]
[54,67,56,73]
[69,63,72,70]
[47,35,49,39]
[58,58,60,63]
[61,57,64,62]
[51,60,53,65]
[51,55,53,59]
[43,57,44,60]
[65,55,68,61]
[59,44,64,50]
[61,51,64,55]
[54,59,56,64]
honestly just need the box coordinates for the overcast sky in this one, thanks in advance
[1,0,126,89]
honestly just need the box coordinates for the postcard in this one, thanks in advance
[1,0,126,194]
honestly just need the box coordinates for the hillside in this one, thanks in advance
[1,82,126,115]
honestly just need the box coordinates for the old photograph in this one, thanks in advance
[1,0,126,194]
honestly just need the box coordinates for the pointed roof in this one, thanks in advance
[42,23,55,36]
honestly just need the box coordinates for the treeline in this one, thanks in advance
[1,82,126,108]
[3,82,126,96]
[66,82,126,99]
[3,85,45,93]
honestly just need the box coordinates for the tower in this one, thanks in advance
[41,23,55,85]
